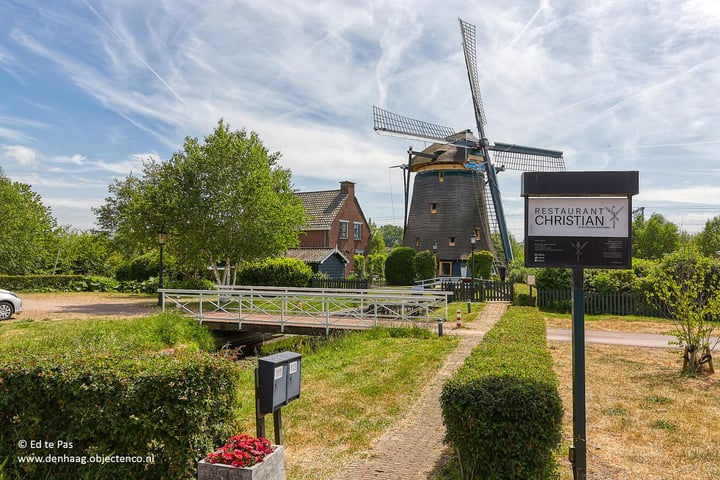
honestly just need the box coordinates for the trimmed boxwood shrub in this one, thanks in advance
[0,352,239,479]
[385,247,416,286]
[441,307,563,479]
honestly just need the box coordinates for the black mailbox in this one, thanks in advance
[258,351,302,414]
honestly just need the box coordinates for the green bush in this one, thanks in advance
[469,250,494,279]
[0,352,238,480]
[415,250,437,281]
[514,293,537,307]
[441,307,563,479]
[236,257,313,287]
[385,247,416,286]
[535,268,572,290]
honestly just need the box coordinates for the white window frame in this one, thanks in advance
[353,222,363,241]
[339,220,349,240]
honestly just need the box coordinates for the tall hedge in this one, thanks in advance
[385,247,416,286]
[415,250,437,281]
[236,257,313,287]
[0,352,239,479]
[441,307,563,479]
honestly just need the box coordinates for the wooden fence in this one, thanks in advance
[537,289,669,317]
[310,278,370,290]
[441,280,514,302]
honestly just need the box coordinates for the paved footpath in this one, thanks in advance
[336,302,509,480]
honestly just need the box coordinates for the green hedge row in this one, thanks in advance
[441,307,563,480]
[0,352,239,479]
[236,257,313,287]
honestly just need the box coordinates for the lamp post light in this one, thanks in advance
[468,234,477,313]
[157,230,167,306]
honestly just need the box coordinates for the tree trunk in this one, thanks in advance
[682,346,701,375]
[700,346,714,374]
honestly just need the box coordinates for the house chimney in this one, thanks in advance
[340,180,355,197]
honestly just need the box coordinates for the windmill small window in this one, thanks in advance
[415,237,421,247]
[449,237,456,247]
[431,203,437,214]
[438,172,445,183]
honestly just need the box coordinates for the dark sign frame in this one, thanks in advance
[521,171,639,269]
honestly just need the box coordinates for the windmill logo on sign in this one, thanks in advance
[373,18,565,266]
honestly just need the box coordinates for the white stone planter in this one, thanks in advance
[197,445,285,480]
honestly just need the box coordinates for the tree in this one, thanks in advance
[693,216,720,257]
[368,221,386,255]
[0,168,56,274]
[95,120,306,284]
[51,228,113,275]
[378,224,403,248]
[645,248,719,374]
[633,213,681,259]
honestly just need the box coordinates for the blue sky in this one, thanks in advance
[2,0,720,239]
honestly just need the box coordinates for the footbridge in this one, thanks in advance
[159,286,452,335]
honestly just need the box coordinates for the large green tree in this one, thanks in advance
[0,168,56,274]
[632,213,681,259]
[95,120,306,284]
[693,215,720,258]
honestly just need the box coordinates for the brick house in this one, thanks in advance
[295,181,371,277]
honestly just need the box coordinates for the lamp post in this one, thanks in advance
[468,234,476,313]
[432,241,438,278]
[157,230,167,306]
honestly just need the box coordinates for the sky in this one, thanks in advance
[2,0,720,240]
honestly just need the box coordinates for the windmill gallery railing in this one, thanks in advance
[159,286,451,334]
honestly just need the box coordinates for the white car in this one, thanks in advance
[0,289,22,320]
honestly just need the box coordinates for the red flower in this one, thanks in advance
[204,435,275,468]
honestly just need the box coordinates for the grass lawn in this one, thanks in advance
[546,315,720,479]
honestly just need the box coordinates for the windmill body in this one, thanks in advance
[374,19,565,275]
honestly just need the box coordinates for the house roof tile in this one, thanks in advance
[295,189,347,230]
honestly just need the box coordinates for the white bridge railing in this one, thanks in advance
[159,285,451,334]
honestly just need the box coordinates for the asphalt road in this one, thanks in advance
[547,328,675,349]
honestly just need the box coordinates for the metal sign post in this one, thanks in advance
[570,266,586,479]
[522,171,638,480]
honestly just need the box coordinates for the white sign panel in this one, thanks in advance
[527,197,629,238]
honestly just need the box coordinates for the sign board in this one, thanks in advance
[522,171,639,269]
[525,197,631,268]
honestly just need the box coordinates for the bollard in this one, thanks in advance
[456,309,462,328]
[437,317,444,337]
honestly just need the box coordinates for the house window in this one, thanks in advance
[449,237,456,247]
[353,222,362,240]
[339,220,349,240]
[439,262,452,276]
[431,203,437,214]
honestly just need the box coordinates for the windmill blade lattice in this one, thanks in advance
[459,19,488,133]
[489,143,565,172]
[373,106,456,144]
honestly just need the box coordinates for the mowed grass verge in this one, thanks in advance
[547,317,720,479]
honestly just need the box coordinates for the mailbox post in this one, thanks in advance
[256,351,302,445]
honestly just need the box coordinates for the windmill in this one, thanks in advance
[374,18,565,271]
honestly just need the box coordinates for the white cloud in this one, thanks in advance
[2,145,38,166]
